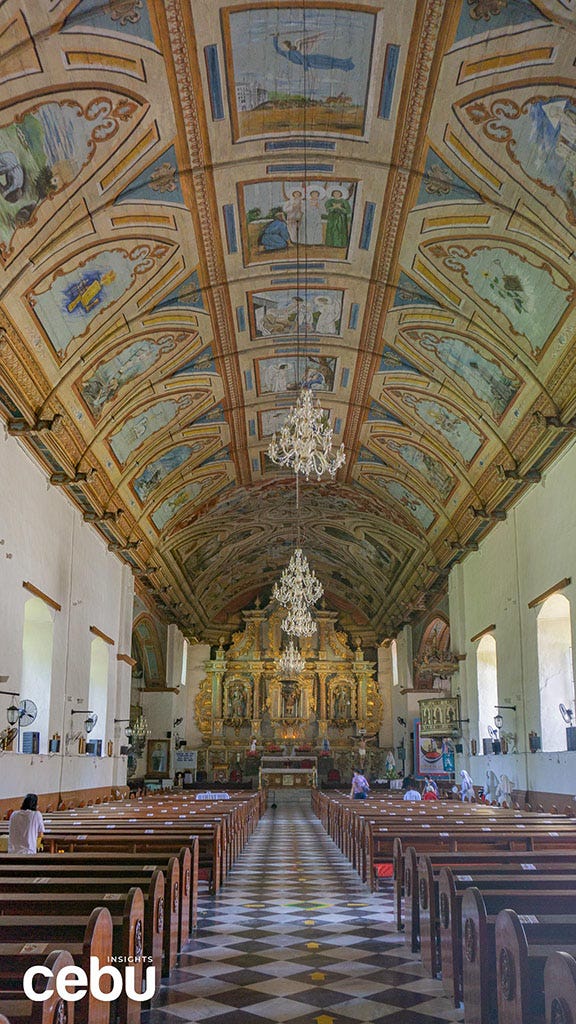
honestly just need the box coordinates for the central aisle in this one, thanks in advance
[146,800,464,1023]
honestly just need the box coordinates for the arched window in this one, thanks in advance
[88,637,109,752]
[181,639,189,688]
[537,593,574,752]
[21,597,55,751]
[476,633,498,748]
[391,639,399,687]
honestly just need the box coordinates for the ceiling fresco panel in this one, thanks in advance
[0,0,575,640]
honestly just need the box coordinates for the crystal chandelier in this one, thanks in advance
[276,640,306,676]
[268,388,346,480]
[127,713,149,758]
[273,547,323,608]
[281,600,317,637]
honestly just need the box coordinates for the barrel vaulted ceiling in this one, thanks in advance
[1,0,575,642]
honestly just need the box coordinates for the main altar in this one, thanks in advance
[194,600,384,784]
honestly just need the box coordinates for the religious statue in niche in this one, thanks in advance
[281,683,301,719]
[332,684,352,721]
[227,683,248,721]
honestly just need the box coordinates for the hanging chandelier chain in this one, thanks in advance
[281,600,317,637]
[276,639,306,675]
[268,388,346,481]
[272,547,323,608]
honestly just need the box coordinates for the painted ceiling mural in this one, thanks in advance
[0,0,575,642]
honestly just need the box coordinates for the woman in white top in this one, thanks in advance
[8,793,45,854]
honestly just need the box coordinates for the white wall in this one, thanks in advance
[0,431,134,799]
[449,436,576,796]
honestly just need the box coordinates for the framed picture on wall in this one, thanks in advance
[147,738,170,777]
[414,720,454,779]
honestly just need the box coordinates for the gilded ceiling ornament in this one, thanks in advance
[107,0,143,26]
[424,163,453,195]
[467,0,508,19]
[149,163,178,193]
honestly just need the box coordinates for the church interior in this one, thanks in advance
[1,0,576,1021]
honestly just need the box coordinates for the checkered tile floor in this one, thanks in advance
[143,800,464,1023]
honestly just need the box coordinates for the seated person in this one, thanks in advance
[403,779,422,802]
[8,793,44,854]
[423,778,438,801]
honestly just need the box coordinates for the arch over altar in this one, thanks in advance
[195,599,384,777]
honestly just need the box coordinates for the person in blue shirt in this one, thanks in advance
[259,211,291,252]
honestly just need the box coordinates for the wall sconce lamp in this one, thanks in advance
[7,699,20,726]
[0,690,20,726]
[71,709,96,733]
[397,717,407,728]
[494,705,516,730]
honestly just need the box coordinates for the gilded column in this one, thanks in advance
[318,670,327,720]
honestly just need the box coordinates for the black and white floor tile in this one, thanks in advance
[144,800,465,1024]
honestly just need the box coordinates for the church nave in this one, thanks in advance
[145,801,464,1024]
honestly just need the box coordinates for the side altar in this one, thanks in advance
[194,600,384,783]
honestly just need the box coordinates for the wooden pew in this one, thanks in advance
[401,846,576,938]
[461,886,576,1024]
[429,864,576,1005]
[392,824,576,913]
[496,909,576,1024]
[0,887,144,1024]
[0,868,166,978]
[0,907,112,1024]
[0,949,75,1024]
[35,823,221,896]
[0,846,195,945]
[545,951,576,1024]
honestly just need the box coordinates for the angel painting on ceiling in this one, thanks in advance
[224,6,376,140]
